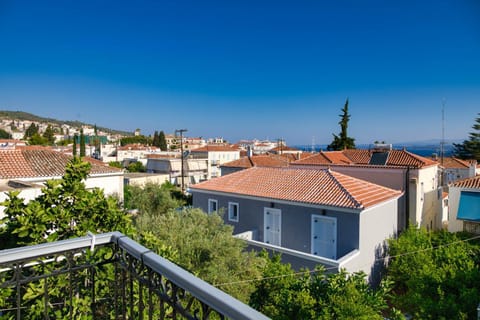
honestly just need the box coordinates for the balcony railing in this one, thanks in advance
[0,231,269,320]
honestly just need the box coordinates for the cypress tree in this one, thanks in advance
[159,131,167,151]
[152,131,160,147]
[73,134,77,156]
[453,113,480,160]
[79,129,86,157]
[327,99,356,151]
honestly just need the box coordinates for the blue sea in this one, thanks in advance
[294,143,455,158]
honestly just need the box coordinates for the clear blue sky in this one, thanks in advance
[0,0,479,145]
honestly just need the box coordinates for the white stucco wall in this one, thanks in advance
[125,174,170,187]
[411,165,442,229]
[0,186,44,219]
[85,174,124,201]
[343,197,399,282]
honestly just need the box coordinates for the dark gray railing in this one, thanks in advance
[0,232,269,320]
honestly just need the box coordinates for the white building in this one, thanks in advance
[0,146,124,218]
[190,145,241,179]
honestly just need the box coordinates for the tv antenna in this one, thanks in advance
[441,98,446,166]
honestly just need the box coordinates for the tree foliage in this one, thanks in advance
[0,157,136,318]
[124,182,187,219]
[120,135,151,146]
[0,157,133,248]
[79,128,86,157]
[159,130,168,151]
[249,252,397,320]
[152,130,160,147]
[386,227,480,319]
[42,124,56,145]
[125,182,262,302]
[134,207,264,302]
[126,161,146,172]
[73,133,77,156]
[108,160,122,168]
[23,122,39,139]
[327,99,355,151]
[28,132,48,145]
[453,113,480,160]
[0,128,12,139]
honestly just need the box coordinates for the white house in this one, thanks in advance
[190,145,241,179]
[191,166,402,282]
[0,146,124,218]
[292,149,442,230]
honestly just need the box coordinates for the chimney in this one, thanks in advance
[247,145,253,158]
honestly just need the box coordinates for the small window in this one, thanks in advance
[208,199,218,214]
[228,202,239,222]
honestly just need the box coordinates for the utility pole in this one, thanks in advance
[175,129,188,193]
[277,138,284,155]
[441,98,446,166]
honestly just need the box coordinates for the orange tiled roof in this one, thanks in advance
[0,146,122,179]
[296,149,437,168]
[440,157,472,169]
[295,151,353,165]
[222,155,290,168]
[386,150,437,167]
[451,175,480,189]
[343,149,371,164]
[191,167,401,210]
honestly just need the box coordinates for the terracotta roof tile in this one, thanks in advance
[343,149,371,164]
[440,157,472,169]
[295,149,437,168]
[295,151,353,165]
[191,167,401,210]
[222,155,290,169]
[0,147,122,179]
[451,175,480,189]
